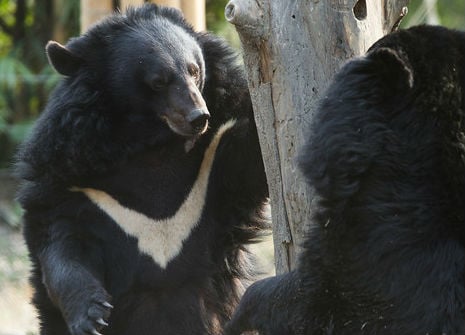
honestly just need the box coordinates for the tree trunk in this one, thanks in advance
[153,0,182,10]
[120,0,145,11]
[53,0,67,43]
[181,0,206,31]
[226,0,409,274]
[153,0,206,31]
[80,0,113,33]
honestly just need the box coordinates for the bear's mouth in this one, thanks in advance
[162,113,209,138]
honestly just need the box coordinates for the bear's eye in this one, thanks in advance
[149,75,167,91]
[188,63,200,81]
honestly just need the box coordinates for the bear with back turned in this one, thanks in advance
[16,4,268,335]
[225,25,465,335]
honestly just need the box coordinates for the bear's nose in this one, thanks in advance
[187,108,210,132]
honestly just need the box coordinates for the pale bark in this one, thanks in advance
[181,0,206,31]
[120,0,145,11]
[153,0,182,10]
[226,0,409,274]
[80,0,205,35]
[153,0,206,31]
[80,0,113,33]
[52,0,67,42]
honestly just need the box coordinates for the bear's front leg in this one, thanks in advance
[39,235,112,335]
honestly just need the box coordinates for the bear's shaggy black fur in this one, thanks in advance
[16,4,268,335]
[225,25,465,335]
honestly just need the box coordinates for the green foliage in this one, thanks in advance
[0,56,34,92]
[437,0,465,29]
[403,0,465,29]
[0,55,37,167]
[0,0,78,168]
[206,0,240,48]
[0,0,15,52]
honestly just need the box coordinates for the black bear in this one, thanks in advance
[16,4,268,335]
[225,25,465,335]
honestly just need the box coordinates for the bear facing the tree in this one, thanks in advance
[226,25,465,335]
[16,4,268,335]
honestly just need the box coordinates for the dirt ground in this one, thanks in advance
[0,224,38,335]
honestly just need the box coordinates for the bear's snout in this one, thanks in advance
[163,79,210,137]
[186,108,210,133]
[162,106,210,138]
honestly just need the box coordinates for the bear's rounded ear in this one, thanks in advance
[46,41,83,76]
[367,47,414,89]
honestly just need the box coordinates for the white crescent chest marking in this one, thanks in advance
[72,120,236,269]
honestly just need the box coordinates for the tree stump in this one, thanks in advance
[226,0,409,273]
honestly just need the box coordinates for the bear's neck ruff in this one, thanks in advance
[72,119,236,269]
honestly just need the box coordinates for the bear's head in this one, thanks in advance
[46,4,210,140]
